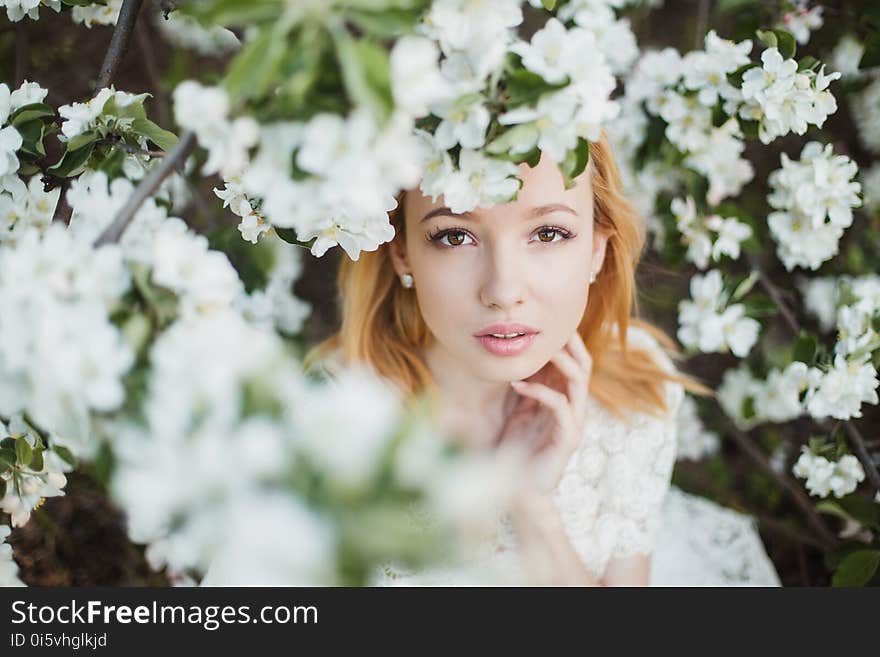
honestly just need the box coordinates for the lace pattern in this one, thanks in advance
[368,325,780,586]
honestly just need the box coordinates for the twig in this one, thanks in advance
[15,20,28,87]
[135,19,170,129]
[725,422,840,550]
[844,423,880,496]
[694,0,710,51]
[103,138,165,158]
[745,255,880,491]
[754,267,801,334]
[94,130,195,246]
[753,511,827,551]
[95,0,145,91]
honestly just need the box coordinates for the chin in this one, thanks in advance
[474,352,546,382]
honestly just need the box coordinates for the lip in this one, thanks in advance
[476,333,537,357]
[473,323,540,357]
[475,322,539,337]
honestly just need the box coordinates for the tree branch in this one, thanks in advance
[844,422,880,496]
[15,20,28,87]
[95,0,145,91]
[94,130,195,247]
[744,254,880,493]
[725,421,840,551]
[135,18,170,129]
[751,261,801,334]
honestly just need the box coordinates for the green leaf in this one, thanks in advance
[29,447,44,472]
[17,121,47,157]
[756,30,778,49]
[559,138,590,189]
[832,550,880,587]
[0,478,5,499]
[0,447,15,471]
[102,93,150,124]
[181,0,282,27]
[772,29,797,60]
[47,142,95,178]
[726,63,752,88]
[486,123,539,155]
[837,494,880,531]
[224,25,288,102]
[791,330,818,365]
[10,102,54,127]
[541,0,557,9]
[66,130,99,152]
[505,68,567,107]
[797,56,819,72]
[731,270,759,301]
[862,33,880,69]
[741,293,778,318]
[15,439,32,468]
[737,117,760,140]
[815,500,853,523]
[349,9,420,37]
[335,35,395,124]
[53,445,77,469]
[130,118,178,151]
[275,227,304,246]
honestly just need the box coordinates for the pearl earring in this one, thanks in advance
[401,272,414,289]
[589,271,597,284]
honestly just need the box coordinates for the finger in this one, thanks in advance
[566,331,593,381]
[509,381,576,446]
[548,350,587,424]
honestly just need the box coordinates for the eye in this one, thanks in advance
[427,228,475,247]
[532,227,574,243]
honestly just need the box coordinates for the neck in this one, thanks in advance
[421,341,516,449]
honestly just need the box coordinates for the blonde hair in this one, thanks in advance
[304,131,714,421]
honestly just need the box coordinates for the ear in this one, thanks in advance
[592,227,609,276]
[388,232,410,278]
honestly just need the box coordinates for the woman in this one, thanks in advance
[305,132,781,587]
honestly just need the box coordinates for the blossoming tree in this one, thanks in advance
[0,0,878,587]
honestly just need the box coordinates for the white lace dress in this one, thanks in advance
[368,326,782,587]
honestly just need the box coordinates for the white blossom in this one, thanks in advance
[717,364,762,430]
[677,269,760,357]
[173,81,258,179]
[851,76,880,154]
[71,0,121,27]
[778,1,823,46]
[675,395,720,461]
[739,48,841,144]
[805,353,879,420]
[391,36,453,119]
[829,35,864,80]
[767,142,861,271]
[439,149,521,215]
[792,447,865,498]
[0,524,24,586]
[153,10,240,56]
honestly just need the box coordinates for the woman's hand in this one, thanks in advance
[494,330,593,499]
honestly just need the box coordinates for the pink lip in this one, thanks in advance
[476,333,537,356]
[475,322,539,337]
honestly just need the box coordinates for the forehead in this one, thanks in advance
[406,151,595,221]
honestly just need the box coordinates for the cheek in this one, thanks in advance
[410,254,472,332]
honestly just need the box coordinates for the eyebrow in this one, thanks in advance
[420,203,578,223]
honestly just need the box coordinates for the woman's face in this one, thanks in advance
[390,151,608,384]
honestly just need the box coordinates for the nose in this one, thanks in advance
[478,242,527,311]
